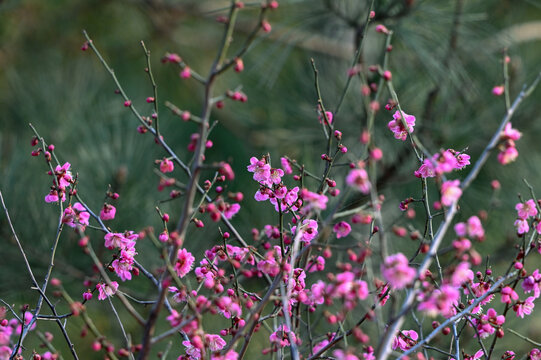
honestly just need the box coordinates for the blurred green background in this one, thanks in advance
[1,0,541,358]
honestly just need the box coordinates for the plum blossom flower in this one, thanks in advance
[454,216,484,239]
[280,157,292,174]
[205,334,226,351]
[175,248,195,278]
[346,168,370,194]
[269,324,297,347]
[381,253,416,290]
[498,142,519,165]
[159,158,174,173]
[514,218,529,234]
[471,308,505,338]
[501,286,519,304]
[247,157,271,183]
[516,199,538,219]
[100,203,116,221]
[333,221,351,238]
[299,189,328,214]
[417,284,460,318]
[388,110,416,141]
[223,203,240,219]
[55,162,73,189]
[501,123,522,141]
[451,262,474,286]
[392,330,418,351]
[441,180,462,206]
[513,296,535,318]
[96,281,119,300]
[62,202,90,228]
[292,219,318,243]
[522,269,541,298]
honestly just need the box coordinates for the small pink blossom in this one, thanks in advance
[381,253,416,290]
[451,262,474,286]
[516,199,538,219]
[514,218,529,234]
[388,110,415,141]
[159,158,174,173]
[441,180,462,206]
[280,157,292,174]
[513,296,535,318]
[175,249,195,278]
[417,285,460,318]
[501,286,519,304]
[62,202,90,228]
[223,203,240,219]
[346,168,371,194]
[333,221,351,238]
[205,334,226,351]
[501,123,522,141]
[100,203,116,221]
[392,330,418,351]
[247,157,271,183]
[269,324,296,347]
[96,281,119,300]
[498,144,518,165]
[293,219,318,243]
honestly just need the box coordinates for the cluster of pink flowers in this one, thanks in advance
[414,148,470,178]
[498,123,522,165]
[104,231,139,282]
[454,215,485,241]
[62,202,90,229]
[44,162,73,203]
[514,199,539,234]
[380,253,416,290]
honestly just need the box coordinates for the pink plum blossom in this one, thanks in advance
[441,180,462,206]
[516,199,538,219]
[159,158,174,173]
[175,248,195,278]
[96,281,119,300]
[100,203,116,220]
[514,296,535,318]
[381,253,416,290]
[388,110,416,140]
[280,157,292,174]
[247,157,271,182]
[392,330,418,351]
[333,221,351,238]
[346,168,370,194]
[293,219,318,243]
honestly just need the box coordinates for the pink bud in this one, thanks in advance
[383,70,392,81]
[234,58,244,72]
[180,67,191,79]
[146,97,155,103]
[124,100,132,107]
[492,85,504,96]
[261,20,271,33]
[375,24,389,34]
[370,11,375,18]
[370,147,383,161]
[269,1,279,9]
